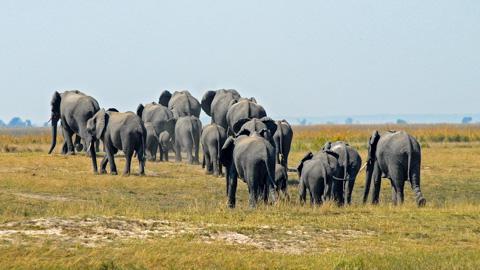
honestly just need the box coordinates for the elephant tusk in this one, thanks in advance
[359,162,368,172]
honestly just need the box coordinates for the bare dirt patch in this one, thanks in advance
[0,217,375,253]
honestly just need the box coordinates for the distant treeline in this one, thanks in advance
[0,117,34,128]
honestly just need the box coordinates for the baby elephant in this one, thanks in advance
[174,116,202,164]
[297,150,342,205]
[275,164,289,199]
[201,123,227,176]
[159,131,173,162]
[85,108,146,176]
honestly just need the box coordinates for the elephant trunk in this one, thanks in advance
[48,116,59,154]
[363,163,373,204]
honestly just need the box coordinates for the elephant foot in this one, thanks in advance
[100,169,107,175]
[92,170,99,175]
[66,151,76,156]
[417,197,427,207]
[111,171,118,176]
[75,144,84,152]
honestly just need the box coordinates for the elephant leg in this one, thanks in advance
[212,150,220,177]
[105,144,117,175]
[262,180,270,204]
[61,142,68,155]
[347,176,356,205]
[186,144,194,164]
[390,180,398,205]
[137,146,145,176]
[123,149,134,176]
[175,142,182,162]
[62,126,75,155]
[395,179,405,205]
[371,163,382,204]
[165,149,169,162]
[299,180,307,205]
[323,178,332,202]
[227,168,237,208]
[193,141,200,165]
[204,153,212,174]
[410,170,426,207]
[74,135,83,152]
[100,155,108,174]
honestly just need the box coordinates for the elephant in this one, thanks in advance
[173,116,202,164]
[201,89,241,128]
[275,164,289,199]
[201,123,227,176]
[159,131,173,162]
[322,141,362,205]
[363,130,426,207]
[220,128,277,208]
[297,150,343,205]
[48,90,100,155]
[137,103,175,161]
[159,90,201,118]
[272,120,293,168]
[85,108,146,176]
[232,117,277,138]
[225,98,267,135]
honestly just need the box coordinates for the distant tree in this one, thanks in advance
[7,117,33,128]
[462,116,473,124]
[396,119,407,124]
[345,117,353,124]
[298,118,307,126]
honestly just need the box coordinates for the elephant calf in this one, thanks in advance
[364,130,426,207]
[297,150,342,205]
[85,109,146,176]
[322,141,362,205]
[201,124,227,176]
[273,120,293,168]
[275,164,289,199]
[174,116,202,164]
[159,131,173,162]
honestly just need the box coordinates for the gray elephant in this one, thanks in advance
[174,116,202,164]
[159,131,173,162]
[275,164,289,199]
[85,108,146,176]
[137,103,175,161]
[201,89,241,128]
[232,117,277,138]
[48,90,100,155]
[159,90,201,117]
[201,123,227,176]
[297,150,343,205]
[220,129,277,208]
[226,98,267,135]
[322,141,362,205]
[273,120,293,168]
[363,130,426,207]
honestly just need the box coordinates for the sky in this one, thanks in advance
[0,1,479,124]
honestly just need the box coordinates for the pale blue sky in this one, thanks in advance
[0,1,479,124]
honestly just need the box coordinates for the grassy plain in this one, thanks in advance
[0,125,479,269]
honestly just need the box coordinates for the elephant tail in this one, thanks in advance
[216,126,222,161]
[277,121,285,166]
[407,136,414,181]
[342,143,349,181]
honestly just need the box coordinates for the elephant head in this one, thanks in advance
[363,130,381,203]
[48,91,62,154]
[323,141,350,182]
[159,90,172,107]
[233,117,277,138]
[296,151,314,178]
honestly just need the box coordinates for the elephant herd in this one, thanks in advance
[48,89,426,208]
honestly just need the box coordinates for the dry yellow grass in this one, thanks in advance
[0,125,479,269]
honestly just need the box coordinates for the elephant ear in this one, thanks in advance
[220,136,235,167]
[260,117,277,136]
[322,141,332,151]
[95,109,109,139]
[324,149,339,159]
[367,131,380,162]
[233,118,251,136]
[166,118,177,136]
[51,91,61,112]
[228,99,238,108]
[249,97,257,103]
[159,90,172,107]
[107,108,119,113]
[297,152,314,177]
[136,104,144,118]
[201,90,216,116]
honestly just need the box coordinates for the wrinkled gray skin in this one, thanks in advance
[48,90,100,155]
[137,102,175,161]
[323,141,362,205]
[201,124,227,176]
[275,164,289,199]
[159,131,173,162]
[201,89,241,129]
[226,98,267,135]
[174,116,202,164]
[159,90,201,118]
[220,129,277,208]
[297,150,343,205]
[85,109,146,176]
[363,131,426,207]
[273,120,293,168]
